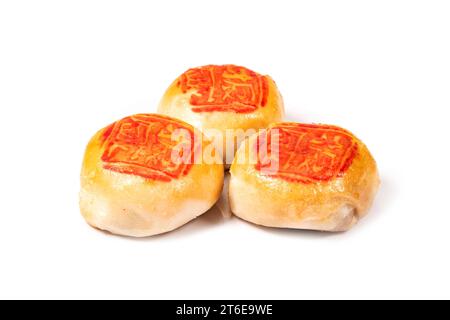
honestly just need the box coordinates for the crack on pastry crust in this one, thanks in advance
[330,204,359,232]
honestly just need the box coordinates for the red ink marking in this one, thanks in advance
[101,114,195,182]
[101,123,115,143]
[177,65,269,113]
[256,123,358,183]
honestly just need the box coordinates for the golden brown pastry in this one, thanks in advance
[79,114,224,237]
[229,122,380,232]
[158,64,285,165]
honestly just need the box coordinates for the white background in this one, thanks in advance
[1,0,449,299]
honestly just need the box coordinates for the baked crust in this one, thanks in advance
[229,122,380,232]
[80,114,224,237]
[157,65,285,164]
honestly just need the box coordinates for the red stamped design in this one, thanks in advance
[177,65,269,113]
[101,114,195,182]
[256,123,358,183]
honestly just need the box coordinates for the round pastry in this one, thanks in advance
[158,64,285,166]
[79,114,224,237]
[229,122,380,232]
